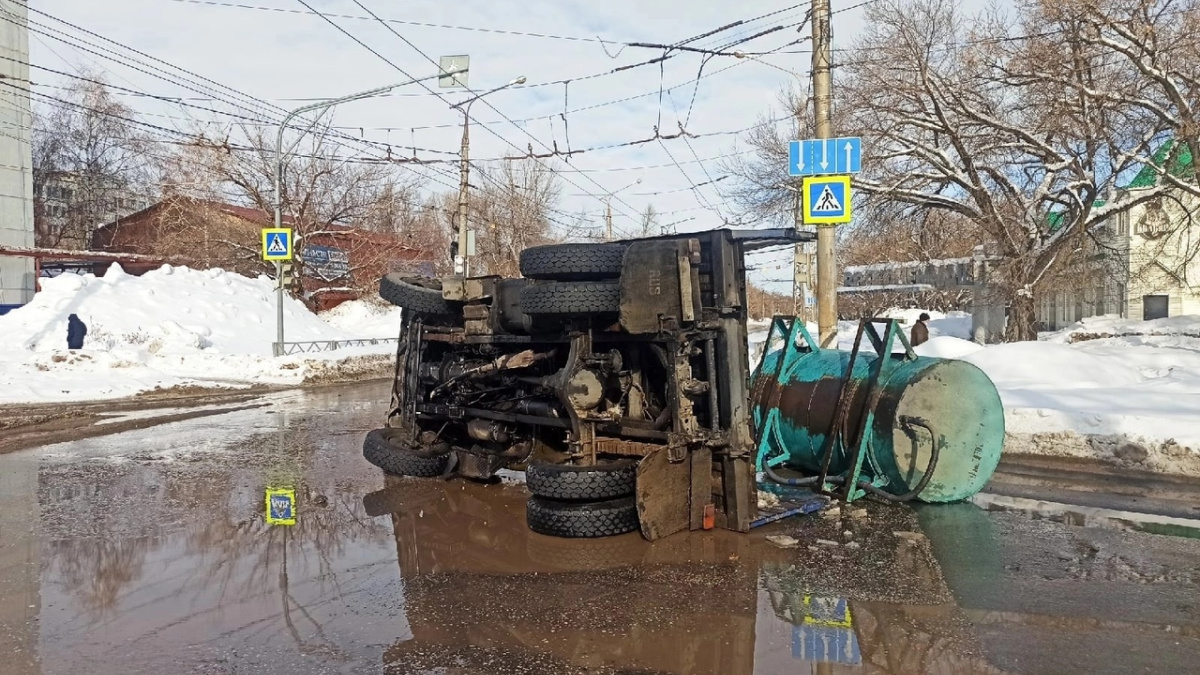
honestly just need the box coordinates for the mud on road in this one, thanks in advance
[1,381,1198,674]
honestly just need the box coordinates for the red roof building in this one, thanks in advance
[93,196,434,309]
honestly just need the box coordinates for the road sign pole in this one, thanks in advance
[812,0,838,349]
[275,259,284,357]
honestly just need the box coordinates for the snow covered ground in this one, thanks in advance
[8,266,1200,475]
[750,309,1200,475]
[0,265,402,404]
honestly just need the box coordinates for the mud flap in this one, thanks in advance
[635,447,693,540]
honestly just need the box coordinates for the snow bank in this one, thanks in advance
[318,299,403,338]
[1043,314,1200,344]
[963,319,1200,474]
[0,265,397,403]
[914,336,983,359]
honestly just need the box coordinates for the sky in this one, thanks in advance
[27,0,872,287]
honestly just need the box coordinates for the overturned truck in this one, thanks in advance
[364,229,811,540]
[363,228,1006,541]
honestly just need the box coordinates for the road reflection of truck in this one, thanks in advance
[364,479,1014,675]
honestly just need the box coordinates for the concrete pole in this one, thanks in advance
[455,106,471,276]
[812,0,838,348]
[451,76,526,277]
[605,201,613,241]
[792,191,807,322]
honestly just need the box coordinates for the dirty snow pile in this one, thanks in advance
[319,298,403,338]
[909,317,1200,474]
[0,264,399,404]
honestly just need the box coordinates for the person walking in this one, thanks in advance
[66,313,87,350]
[910,312,930,347]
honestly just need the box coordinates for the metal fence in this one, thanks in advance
[277,337,399,356]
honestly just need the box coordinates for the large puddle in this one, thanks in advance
[1,382,1197,674]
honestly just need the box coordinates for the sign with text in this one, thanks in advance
[300,244,350,280]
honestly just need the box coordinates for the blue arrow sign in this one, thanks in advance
[835,137,861,174]
[788,137,862,177]
[788,140,807,177]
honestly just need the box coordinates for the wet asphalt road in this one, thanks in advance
[1,381,1198,675]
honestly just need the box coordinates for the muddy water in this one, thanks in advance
[1,382,1198,674]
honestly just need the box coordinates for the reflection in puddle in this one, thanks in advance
[8,381,1196,673]
[759,590,861,666]
[369,477,1005,674]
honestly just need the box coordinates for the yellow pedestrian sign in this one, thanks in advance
[802,176,852,225]
[262,228,293,261]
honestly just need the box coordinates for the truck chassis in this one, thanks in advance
[363,228,815,540]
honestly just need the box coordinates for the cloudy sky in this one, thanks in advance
[27,0,872,283]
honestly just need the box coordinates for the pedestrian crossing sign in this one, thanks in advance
[802,175,852,225]
[262,228,293,261]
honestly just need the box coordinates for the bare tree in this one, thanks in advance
[466,159,562,277]
[840,207,985,267]
[157,118,453,284]
[32,74,158,248]
[727,0,1199,340]
[161,120,395,239]
[639,204,661,237]
[723,88,817,228]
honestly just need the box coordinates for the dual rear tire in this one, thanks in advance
[525,460,639,538]
[518,243,628,317]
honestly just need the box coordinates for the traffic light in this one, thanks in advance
[280,262,296,289]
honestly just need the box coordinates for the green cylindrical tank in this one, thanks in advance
[750,326,1005,502]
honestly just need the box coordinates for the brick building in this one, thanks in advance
[93,196,433,309]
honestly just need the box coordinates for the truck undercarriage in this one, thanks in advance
[363,228,815,540]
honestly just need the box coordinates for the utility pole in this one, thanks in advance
[602,177,640,242]
[455,114,471,275]
[792,190,811,323]
[812,0,838,348]
[450,76,526,276]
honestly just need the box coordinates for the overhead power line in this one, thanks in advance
[298,0,644,223]
[163,0,613,44]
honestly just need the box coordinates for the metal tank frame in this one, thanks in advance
[750,315,1004,504]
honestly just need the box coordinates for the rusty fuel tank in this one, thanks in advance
[749,318,1004,502]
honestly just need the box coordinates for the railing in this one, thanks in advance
[275,337,399,356]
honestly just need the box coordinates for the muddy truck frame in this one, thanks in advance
[364,228,816,541]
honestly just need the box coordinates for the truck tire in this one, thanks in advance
[526,495,639,538]
[519,280,621,316]
[519,243,628,280]
[379,274,455,316]
[362,428,449,477]
[526,460,636,500]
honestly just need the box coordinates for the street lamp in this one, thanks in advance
[604,178,642,241]
[271,67,466,357]
[449,76,526,276]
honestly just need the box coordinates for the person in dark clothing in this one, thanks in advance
[66,313,87,350]
[910,312,930,347]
